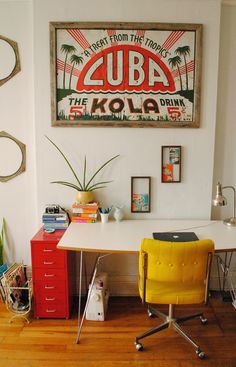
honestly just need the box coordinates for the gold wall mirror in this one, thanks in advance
[0,131,26,182]
[0,35,21,87]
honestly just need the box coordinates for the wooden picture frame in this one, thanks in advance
[131,176,151,213]
[161,146,181,183]
[50,22,202,128]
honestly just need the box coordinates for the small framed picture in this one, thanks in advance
[131,176,151,213]
[161,146,181,183]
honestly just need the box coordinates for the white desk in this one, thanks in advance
[57,219,236,342]
[58,219,236,254]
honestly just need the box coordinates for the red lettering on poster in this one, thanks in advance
[76,45,175,93]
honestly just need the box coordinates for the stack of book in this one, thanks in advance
[71,202,98,223]
[42,210,69,230]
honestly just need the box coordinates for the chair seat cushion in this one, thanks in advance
[140,279,206,305]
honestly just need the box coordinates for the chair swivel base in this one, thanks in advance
[135,304,207,359]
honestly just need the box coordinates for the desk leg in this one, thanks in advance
[76,250,84,343]
[76,253,110,344]
[216,251,233,301]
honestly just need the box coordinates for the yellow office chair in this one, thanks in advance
[135,238,214,359]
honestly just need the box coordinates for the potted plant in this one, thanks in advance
[46,136,119,203]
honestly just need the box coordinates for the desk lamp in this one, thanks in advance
[212,182,236,227]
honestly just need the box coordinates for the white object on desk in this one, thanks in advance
[100,213,109,223]
[113,206,124,221]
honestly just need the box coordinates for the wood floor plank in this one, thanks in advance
[0,294,236,366]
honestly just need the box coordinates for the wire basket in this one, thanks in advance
[2,263,32,323]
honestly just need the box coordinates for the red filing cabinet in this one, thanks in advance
[30,228,75,318]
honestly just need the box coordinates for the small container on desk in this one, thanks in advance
[30,227,75,319]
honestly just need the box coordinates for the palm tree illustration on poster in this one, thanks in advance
[50,22,202,128]
[168,46,192,101]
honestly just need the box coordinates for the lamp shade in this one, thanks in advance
[212,182,236,227]
[212,182,227,207]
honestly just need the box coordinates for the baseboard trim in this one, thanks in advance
[78,274,226,296]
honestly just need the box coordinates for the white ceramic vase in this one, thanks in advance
[113,206,124,222]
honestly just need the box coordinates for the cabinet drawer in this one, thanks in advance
[33,281,67,298]
[33,255,65,269]
[33,268,67,281]
[31,244,66,269]
[37,293,66,305]
[35,303,68,318]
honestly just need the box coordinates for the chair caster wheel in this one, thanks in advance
[135,341,143,351]
[200,315,208,324]
[147,308,154,318]
[196,349,205,359]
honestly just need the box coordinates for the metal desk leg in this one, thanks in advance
[76,250,84,343]
[216,251,233,301]
[76,253,110,344]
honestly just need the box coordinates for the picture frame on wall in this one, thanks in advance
[50,22,202,128]
[0,35,21,87]
[131,176,151,213]
[161,146,181,183]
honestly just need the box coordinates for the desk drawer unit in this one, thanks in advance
[31,228,75,319]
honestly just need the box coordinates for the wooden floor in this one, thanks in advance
[0,294,236,367]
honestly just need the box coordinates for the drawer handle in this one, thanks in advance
[44,273,55,277]
[46,309,56,313]
[43,261,54,265]
[44,286,55,289]
[43,249,54,253]
[45,297,56,301]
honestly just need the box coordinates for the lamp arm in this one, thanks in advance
[222,186,236,218]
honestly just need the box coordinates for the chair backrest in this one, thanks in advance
[140,238,214,287]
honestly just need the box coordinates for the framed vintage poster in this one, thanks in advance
[50,22,202,128]
[131,176,151,213]
[161,145,181,183]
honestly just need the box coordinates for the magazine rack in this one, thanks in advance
[3,263,32,323]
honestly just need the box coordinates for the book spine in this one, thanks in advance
[43,218,67,223]
[72,208,98,214]
[42,216,67,220]
[72,213,97,219]
[71,218,96,223]
[72,202,99,209]
[42,212,67,217]
[43,223,69,229]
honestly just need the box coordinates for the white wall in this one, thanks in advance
[32,0,221,294]
[212,3,236,221]
[210,2,236,287]
[0,0,37,264]
[0,0,226,295]
[34,0,220,221]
